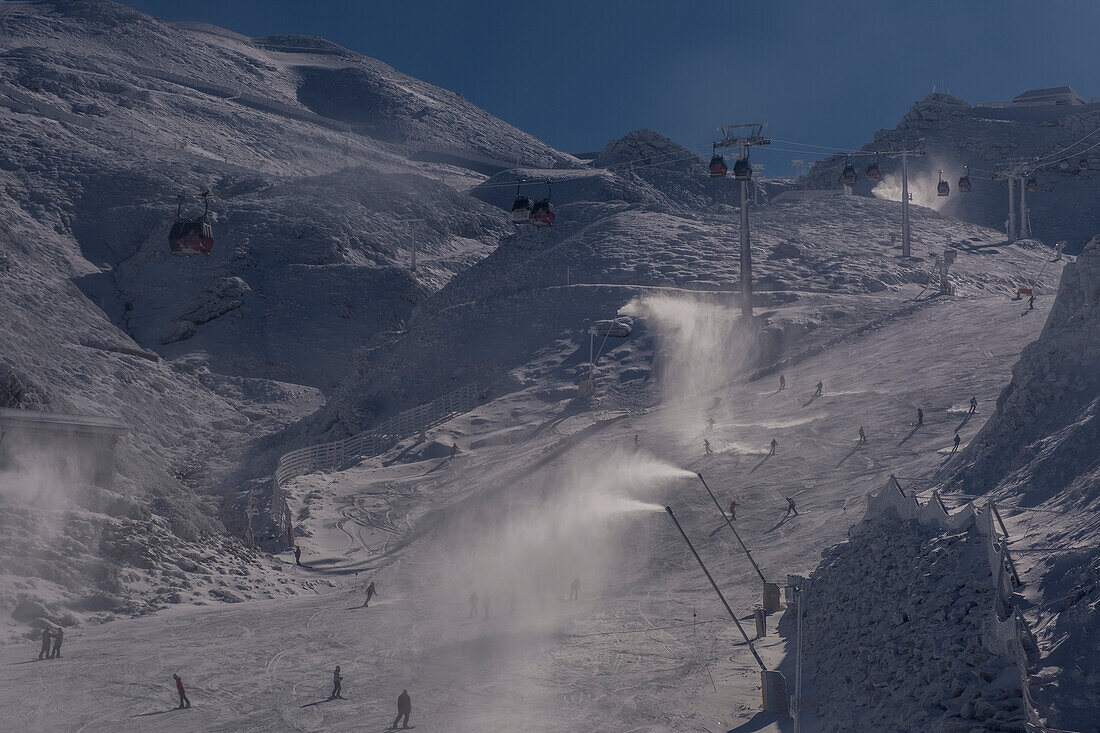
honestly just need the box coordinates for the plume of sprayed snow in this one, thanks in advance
[872,158,960,212]
[620,293,755,436]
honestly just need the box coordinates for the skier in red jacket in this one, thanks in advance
[173,674,191,709]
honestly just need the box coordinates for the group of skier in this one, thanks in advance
[36,626,63,660]
[329,668,413,728]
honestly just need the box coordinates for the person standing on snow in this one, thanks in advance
[362,581,377,608]
[392,689,412,729]
[704,438,713,455]
[294,545,302,566]
[49,627,63,658]
[969,396,977,414]
[1028,294,1036,310]
[450,442,460,458]
[728,500,737,521]
[916,408,924,426]
[330,666,344,699]
[768,438,778,456]
[37,627,52,660]
[778,374,786,391]
[857,426,866,445]
[633,433,640,450]
[951,433,962,453]
[569,577,580,601]
[468,592,479,618]
[814,381,823,398]
[785,497,799,517]
[173,674,191,709]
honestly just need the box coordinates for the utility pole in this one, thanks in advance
[715,123,770,320]
[398,217,423,273]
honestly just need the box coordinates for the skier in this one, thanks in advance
[450,442,460,458]
[330,666,344,699]
[778,374,786,391]
[785,497,799,517]
[392,689,412,729]
[173,674,191,709]
[814,381,823,398]
[37,627,52,660]
[50,627,63,659]
[1028,294,1036,310]
[728,500,737,521]
[857,426,866,445]
[916,408,924,426]
[969,396,977,414]
[362,580,376,608]
[769,438,778,456]
[569,577,580,600]
[706,416,715,430]
[704,438,713,455]
[468,592,478,618]
[633,433,640,450]
[951,433,961,453]
[294,545,302,566]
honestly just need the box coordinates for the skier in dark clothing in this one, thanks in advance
[294,545,302,566]
[952,433,961,453]
[728,500,737,521]
[173,674,191,709]
[1028,294,1035,310]
[450,442,460,458]
[785,497,799,517]
[38,628,52,660]
[330,666,344,699]
[769,438,778,456]
[814,381,823,398]
[362,581,376,608]
[468,592,478,618]
[569,577,580,600]
[969,396,977,414]
[704,438,713,455]
[916,408,924,426]
[778,374,786,391]
[49,628,63,658]
[857,426,866,444]
[392,689,412,729]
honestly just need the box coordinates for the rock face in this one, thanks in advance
[807,93,1100,251]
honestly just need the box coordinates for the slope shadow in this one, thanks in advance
[728,710,792,732]
[764,514,795,534]
[954,413,973,432]
[10,659,40,665]
[835,444,862,468]
[132,709,180,717]
[301,698,341,708]
[897,425,921,446]
[801,393,820,408]
[749,453,773,474]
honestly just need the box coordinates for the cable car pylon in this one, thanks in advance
[714,123,770,319]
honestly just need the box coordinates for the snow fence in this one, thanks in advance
[857,476,1042,730]
[262,384,481,548]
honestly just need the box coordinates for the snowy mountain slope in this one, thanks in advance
[0,252,1060,731]
[0,0,582,633]
[938,236,1100,731]
[809,92,1100,252]
[313,193,1056,441]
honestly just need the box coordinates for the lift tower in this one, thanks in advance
[715,123,770,319]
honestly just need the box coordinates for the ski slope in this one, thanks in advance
[0,282,1060,732]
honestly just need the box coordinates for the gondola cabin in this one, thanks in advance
[732,157,751,181]
[937,172,949,197]
[1026,178,1038,192]
[866,163,882,182]
[840,164,857,186]
[511,195,533,225]
[168,220,214,256]
[709,154,728,178]
[530,199,555,227]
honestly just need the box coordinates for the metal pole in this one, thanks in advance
[1007,177,1016,241]
[696,473,766,582]
[665,506,766,670]
[739,142,752,320]
[901,152,911,259]
[794,580,805,733]
[1020,176,1028,239]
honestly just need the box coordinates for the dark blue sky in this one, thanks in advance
[122,1,1100,174]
